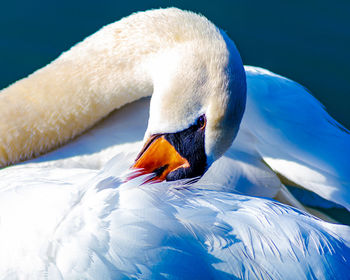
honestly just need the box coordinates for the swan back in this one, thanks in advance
[237,66,350,210]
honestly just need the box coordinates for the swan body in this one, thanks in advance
[0,7,350,279]
[1,162,349,279]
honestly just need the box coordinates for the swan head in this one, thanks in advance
[131,26,246,182]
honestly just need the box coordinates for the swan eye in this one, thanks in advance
[197,115,206,130]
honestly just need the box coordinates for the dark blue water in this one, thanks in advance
[1,0,349,128]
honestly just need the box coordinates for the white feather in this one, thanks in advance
[0,161,349,279]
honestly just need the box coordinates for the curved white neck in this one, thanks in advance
[0,8,236,167]
[0,23,154,166]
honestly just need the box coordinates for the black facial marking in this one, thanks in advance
[164,115,207,181]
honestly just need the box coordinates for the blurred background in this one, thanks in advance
[1,0,349,128]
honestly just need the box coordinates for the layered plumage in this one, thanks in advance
[1,161,349,279]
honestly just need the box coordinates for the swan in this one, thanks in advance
[1,9,349,213]
[0,7,349,278]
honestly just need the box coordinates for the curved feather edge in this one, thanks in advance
[237,66,350,211]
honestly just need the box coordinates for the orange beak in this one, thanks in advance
[129,135,190,182]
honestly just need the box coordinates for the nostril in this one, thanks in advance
[153,165,169,177]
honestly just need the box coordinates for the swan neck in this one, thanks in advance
[0,21,155,166]
[0,8,234,167]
